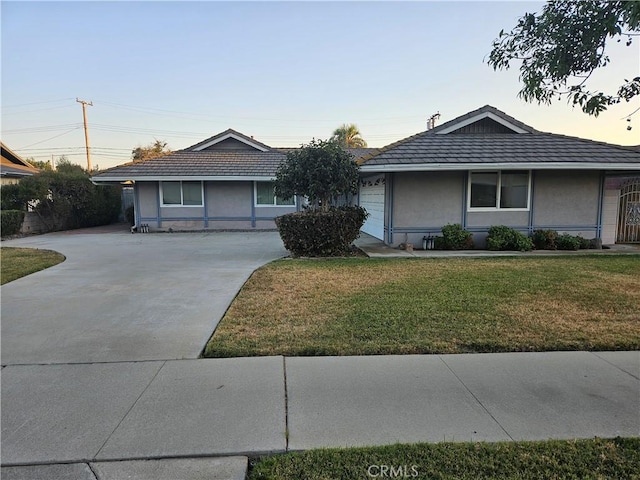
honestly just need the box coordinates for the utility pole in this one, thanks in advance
[76,98,93,171]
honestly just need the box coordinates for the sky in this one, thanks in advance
[2,1,639,170]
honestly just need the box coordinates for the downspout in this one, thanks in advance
[528,170,536,234]
[251,182,256,228]
[203,181,209,228]
[461,172,468,229]
[156,182,162,228]
[596,171,605,239]
[387,173,394,245]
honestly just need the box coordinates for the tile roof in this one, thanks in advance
[93,147,377,180]
[359,133,640,166]
[359,106,640,167]
[94,151,287,179]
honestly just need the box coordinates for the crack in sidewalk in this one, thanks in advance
[438,355,514,441]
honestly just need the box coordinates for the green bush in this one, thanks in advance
[1,210,25,237]
[275,206,368,257]
[2,168,121,232]
[532,229,558,250]
[576,236,591,249]
[486,225,533,251]
[1,184,24,211]
[441,223,474,250]
[556,233,581,250]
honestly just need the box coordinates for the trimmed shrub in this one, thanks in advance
[486,225,533,251]
[441,223,474,250]
[532,229,558,250]
[1,210,25,237]
[556,233,581,251]
[275,206,368,257]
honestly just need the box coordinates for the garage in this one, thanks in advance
[359,174,385,240]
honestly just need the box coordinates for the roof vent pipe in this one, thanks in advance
[427,112,441,131]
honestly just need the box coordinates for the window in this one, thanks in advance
[469,171,530,210]
[161,181,203,206]
[255,181,295,206]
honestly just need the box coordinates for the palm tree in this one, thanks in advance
[331,124,367,148]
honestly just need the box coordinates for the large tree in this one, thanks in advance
[331,124,368,148]
[488,1,640,116]
[131,140,172,162]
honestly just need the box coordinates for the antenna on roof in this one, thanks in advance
[427,112,441,131]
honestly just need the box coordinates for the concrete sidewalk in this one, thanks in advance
[2,351,638,478]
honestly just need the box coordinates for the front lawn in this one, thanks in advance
[204,256,640,357]
[248,438,640,480]
[1,247,65,284]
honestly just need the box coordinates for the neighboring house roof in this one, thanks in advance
[1,142,40,178]
[92,131,377,182]
[359,105,640,172]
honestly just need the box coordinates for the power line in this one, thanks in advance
[1,98,75,109]
[3,123,81,134]
[18,128,82,149]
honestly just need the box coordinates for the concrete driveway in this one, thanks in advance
[1,228,287,365]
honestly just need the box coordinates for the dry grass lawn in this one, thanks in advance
[204,255,640,357]
[1,247,65,285]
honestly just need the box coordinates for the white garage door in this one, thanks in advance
[359,175,385,240]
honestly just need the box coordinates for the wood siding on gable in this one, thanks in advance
[450,117,517,134]
[201,137,260,151]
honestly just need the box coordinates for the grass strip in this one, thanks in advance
[205,256,640,357]
[249,437,640,479]
[1,247,65,284]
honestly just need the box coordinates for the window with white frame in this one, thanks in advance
[161,181,203,206]
[255,181,295,206]
[469,171,530,210]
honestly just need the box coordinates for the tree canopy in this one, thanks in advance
[131,140,172,162]
[331,124,368,148]
[274,139,359,212]
[488,1,640,116]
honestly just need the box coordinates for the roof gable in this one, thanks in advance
[432,105,536,135]
[358,105,640,170]
[187,129,271,152]
[1,142,37,168]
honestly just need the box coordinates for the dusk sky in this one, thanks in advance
[2,1,639,170]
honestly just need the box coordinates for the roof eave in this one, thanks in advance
[359,162,640,172]
[92,175,277,183]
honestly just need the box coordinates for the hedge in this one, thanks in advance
[1,210,25,237]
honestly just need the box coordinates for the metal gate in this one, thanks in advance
[617,178,640,243]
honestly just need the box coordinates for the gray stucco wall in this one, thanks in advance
[390,171,464,246]
[532,170,600,228]
[135,180,296,231]
[386,169,604,248]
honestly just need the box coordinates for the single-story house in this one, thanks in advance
[91,129,375,230]
[1,142,40,185]
[356,105,640,246]
[92,106,640,245]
